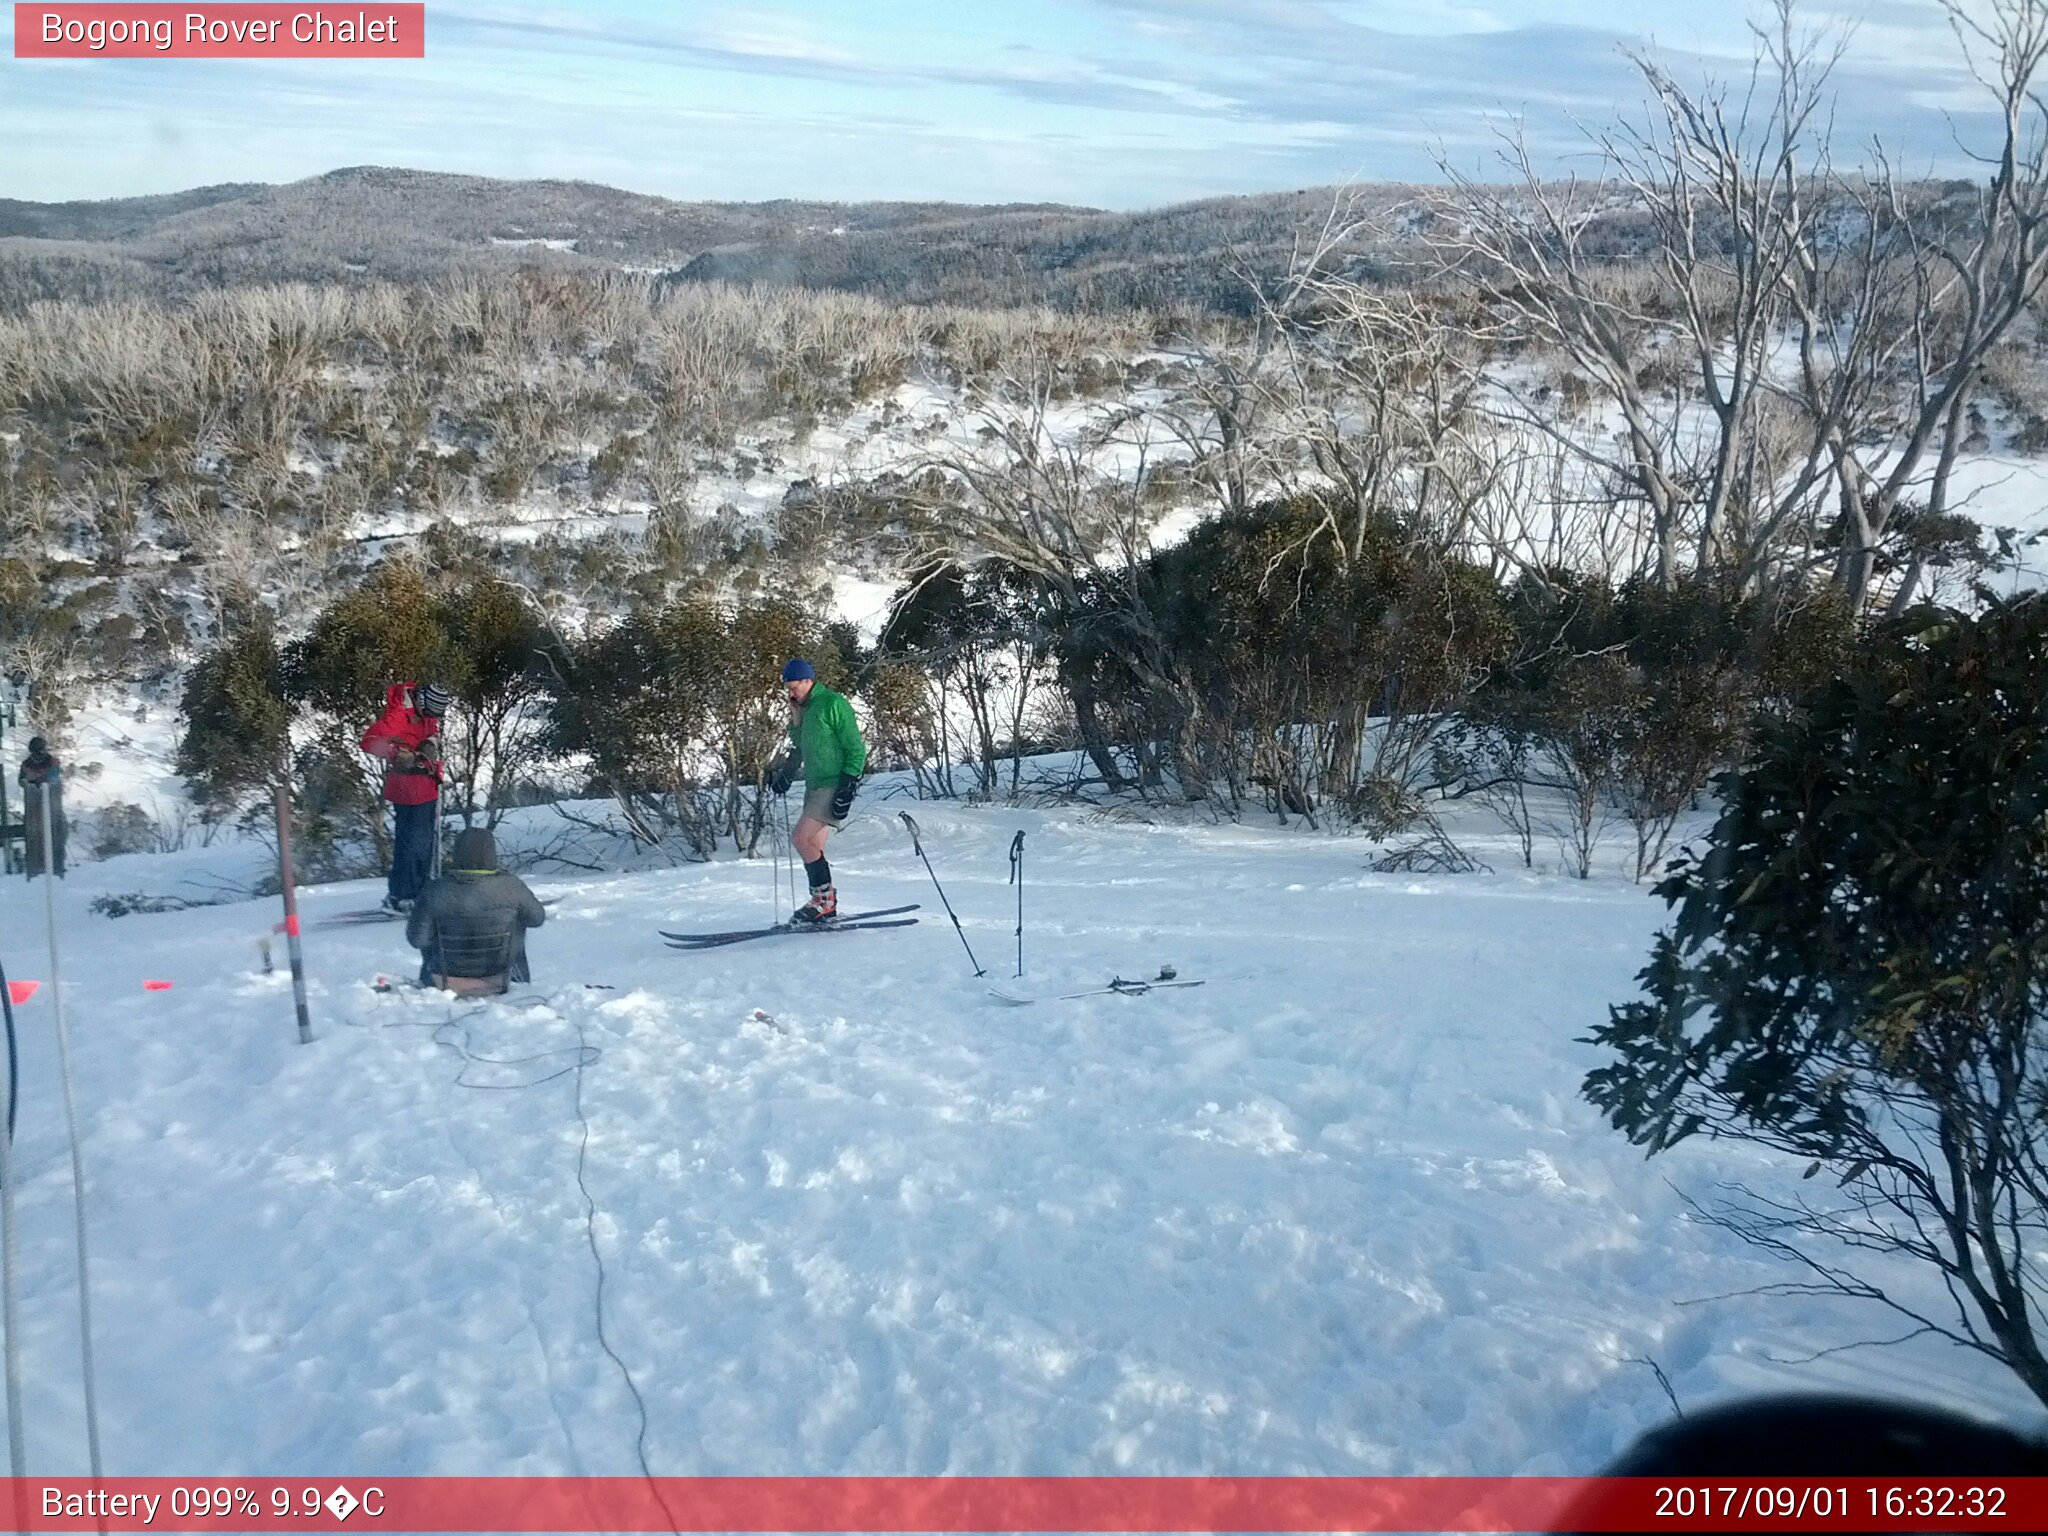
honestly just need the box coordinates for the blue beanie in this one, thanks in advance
[781,657,816,682]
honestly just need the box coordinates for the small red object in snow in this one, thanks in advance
[6,980,39,1005]
[143,980,173,992]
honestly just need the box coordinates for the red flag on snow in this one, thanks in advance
[6,980,39,1005]
[142,980,174,992]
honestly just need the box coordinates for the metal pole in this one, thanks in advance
[40,785,103,1479]
[0,697,12,877]
[769,788,784,926]
[898,812,984,977]
[1008,831,1025,978]
[780,793,795,922]
[428,732,445,886]
[274,782,315,1046]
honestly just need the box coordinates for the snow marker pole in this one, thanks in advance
[1008,830,1025,978]
[0,697,11,878]
[39,786,103,1480]
[274,782,315,1046]
[898,812,983,977]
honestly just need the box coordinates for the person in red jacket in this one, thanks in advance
[360,680,449,913]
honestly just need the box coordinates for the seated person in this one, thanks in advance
[405,828,546,994]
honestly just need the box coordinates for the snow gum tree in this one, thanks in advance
[1587,593,2048,1406]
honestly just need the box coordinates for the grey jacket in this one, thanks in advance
[406,867,546,981]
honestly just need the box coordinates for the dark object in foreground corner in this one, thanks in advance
[1566,1392,2048,1533]
[1603,1393,2048,1475]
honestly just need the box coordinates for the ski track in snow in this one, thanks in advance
[0,796,2038,1476]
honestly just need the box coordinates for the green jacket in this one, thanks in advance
[788,684,867,788]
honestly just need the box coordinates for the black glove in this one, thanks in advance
[830,772,860,820]
[767,751,797,795]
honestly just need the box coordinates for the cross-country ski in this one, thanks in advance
[314,893,559,932]
[663,915,920,950]
[308,908,405,928]
[657,903,921,944]
[986,970,1206,1005]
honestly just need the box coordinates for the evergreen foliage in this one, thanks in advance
[546,596,845,857]
[1585,594,2048,1405]
[173,606,292,815]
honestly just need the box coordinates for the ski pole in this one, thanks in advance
[430,773,444,884]
[761,794,774,925]
[898,812,984,977]
[768,781,788,924]
[780,791,796,919]
[1008,830,1025,977]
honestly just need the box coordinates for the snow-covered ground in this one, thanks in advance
[0,783,2038,1477]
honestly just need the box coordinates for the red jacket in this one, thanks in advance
[360,682,444,806]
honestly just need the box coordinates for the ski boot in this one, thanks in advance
[792,884,838,926]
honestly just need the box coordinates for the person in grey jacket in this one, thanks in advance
[405,827,545,993]
[18,736,67,880]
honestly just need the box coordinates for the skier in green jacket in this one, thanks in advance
[767,657,867,923]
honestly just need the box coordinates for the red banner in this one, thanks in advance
[13,5,425,59]
[3,1477,2044,1532]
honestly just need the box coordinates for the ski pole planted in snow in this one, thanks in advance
[769,783,790,924]
[780,792,797,919]
[899,811,984,977]
[1008,830,1025,977]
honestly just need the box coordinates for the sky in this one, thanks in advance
[0,1,2018,209]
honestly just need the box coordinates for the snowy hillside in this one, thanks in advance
[0,785,2037,1477]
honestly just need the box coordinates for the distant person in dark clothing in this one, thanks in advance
[406,827,545,994]
[18,736,67,879]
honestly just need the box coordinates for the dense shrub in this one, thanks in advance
[546,596,847,858]
[1586,594,2048,1409]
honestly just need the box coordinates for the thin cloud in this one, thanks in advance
[0,0,2025,207]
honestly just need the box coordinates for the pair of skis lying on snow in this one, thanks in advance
[659,907,1204,1002]
[984,967,1203,1004]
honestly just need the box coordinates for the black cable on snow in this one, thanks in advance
[0,957,16,1143]
[0,951,23,1486]
[567,1006,682,1534]
[356,992,680,1532]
